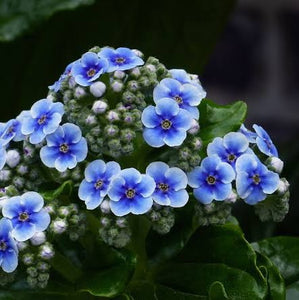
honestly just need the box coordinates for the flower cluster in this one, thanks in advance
[0,45,289,290]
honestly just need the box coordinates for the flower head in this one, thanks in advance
[71,52,108,86]
[141,98,192,147]
[0,119,23,146]
[236,154,279,205]
[2,192,50,242]
[153,78,203,119]
[21,99,64,144]
[79,160,121,209]
[146,162,189,207]
[99,47,144,72]
[108,168,155,216]
[188,155,235,204]
[207,132,253,170]
[40,123,88,172]
[0,218,18,273]
[253,124,278,157]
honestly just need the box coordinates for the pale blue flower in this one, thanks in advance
[49,62,74,92]
[239,124,257,143]
[21,99,64,144]
[188,155,235,204]
[2,192,50,242]
[0,119,23,146]
[108,168,155,216]
[146,161,189,207]
[141,98,192,147]
[0,218,18,273]
[40,123,88,172]
[253,124,278,157]
[236,154,279,205]
[99,47,144,72]
[79,160,121,209]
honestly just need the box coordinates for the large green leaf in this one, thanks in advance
[252,236,299,286]
[0,0,95,42]
[198,99,247,145]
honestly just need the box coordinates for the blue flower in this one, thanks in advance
[40,123,88,172]
[49,62,74,92]
[0,218,18,273]
[2,192,50,242]
[239,124,257,143]
[253,124,278,157]
[146,161,189,207]
[79,160,121,209]
[71,52,108,86]
[207,132,253,170]
[108,168,155,216]
[99,47,144,72]
[0,119,24,146]
[141,98,192,147]
[0,145,6,170]
[21,99,64,144]
[188,155,235,204]
[153,78,203,119]
[235,154,279,205]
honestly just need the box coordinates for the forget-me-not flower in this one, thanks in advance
[49,62,74,92]
[40,123,88,172]
[0,144,6,170]
[141,98,192,147]
[21,99,64,144]
[253,124,278,157]
[0,119,23,146]
[207,132,253,170]
[236,154,279,205]
[0,218,18,273]
[146,161,189,207]
[188,155,235,204]
[71,52,108,86]
[239,124,257,143]
[99,47,144,72]
[108,168,155,216]
[79,160,121,209]
[2,192,50,242]
[153,78,202,119]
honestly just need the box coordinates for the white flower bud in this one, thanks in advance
[113,70,126,79]
[225,190,238,203]
[188,119,200,135]
[39,243,55,260]
[132,49,143,57]
[52,218,67,234]
[130,68,141,77]
[100,199,111,214]
[30,231,46,246]
[106,111,119,122]
[146,64,156,72]
[6,150,20,168]
[267,157,284,174]
[17,241,28,251]
[74,86,86,98]
[90,81,106,97]
[17,164,29,175]
[111,81,123,92]
[85,114,97,126]
[68,76,76,88]
[92,100,108,114]
[46,94,55,101]
[0,170,11,181]
[116,218,127,228]
[277,178,290,195]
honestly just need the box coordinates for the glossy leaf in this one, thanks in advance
[198,99,247,145]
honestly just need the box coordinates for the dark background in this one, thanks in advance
[0,0,298,240]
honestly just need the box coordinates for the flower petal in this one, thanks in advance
[40,146,58,168]
[141,106,161,128]
[193,185,214,204]
[110,198,131,217]
[163,128,187,147]
[143,128,165,147]
[168,189,189,207]
[30,210,50,232]
[146,161,169,182]
[130,195,153,215]
[1,250,18,273]
[12,222,35,241]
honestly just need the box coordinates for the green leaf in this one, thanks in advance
[198,99,247,145]
[252,236,299,286]
[0,0,95,42]
[286,281,299,300]
[41,180,73,201]
[208,281,228,299]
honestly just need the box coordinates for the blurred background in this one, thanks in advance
[0,0,298,239]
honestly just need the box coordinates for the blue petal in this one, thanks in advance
[42,113,62,135]
[54,154,77,172]
[40,146,58,168]
[122,168,141,187]
[153,78,181,102]
[21,116,36,135]
[12,222,35,241]
[146,161,168,182]
[105,161,121,179]
[169,69,191,84]
[216,163,235,183]
[62,123,82,144]
[207,137,227,160]
[244,187,266,205]
[31,99,51,119]
[143,128,164,147]
[85,160,107,182]
[45,126,64,146]
[29,128,46,144]
[181,106,199,120]
[213,182,232,200]
[165,167,188,190]
[51,101,64,115]
[153,190,171,205]
[85,195,104,210]
[30,210,50,231]
[181,83,202,106]
[235,154,258,174]
[260,171,279,194]
[70,138,88,162]
[155,98,180,118]
[141,106,161,128]
[0,218,13,236]
[136,175,155,197]
[236,172,252,198]
[0,147,6,170]
[2,197,21,219]
[201,155,221,172]
[188,167,205,188]
[22,192,44,212]
[168,189,189,207]
[193,186,214,204]
[99,47,115,60]
[81,52,99,68]
[110,198,131,216]
[1,250,18,273]
[239,124,257,143]
[79,180,97,201]
[163,128,187,147]
[223,132,249,154]
[130,195,153,215]
[108,177,126,201]
[172,109,192,130]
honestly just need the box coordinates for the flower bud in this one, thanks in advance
[130,68,141,78]
[277,178,290,195]
[6,150,20,168]
[188,119,200,135]
[92,100,108,114]
[100,199,111,214]
[17,164,29,175]
[90,81,106,97]
[0,170,11,182]
[74,86,86,98]
[22,253,34,265]
[31,231,46,246]
[106,111,119,122]
[113,70,126,79]
[111,81,123,92]
[85,114,97,126]
[266,156,284,174]
[52,218,68,234]
[39,243,55,260]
